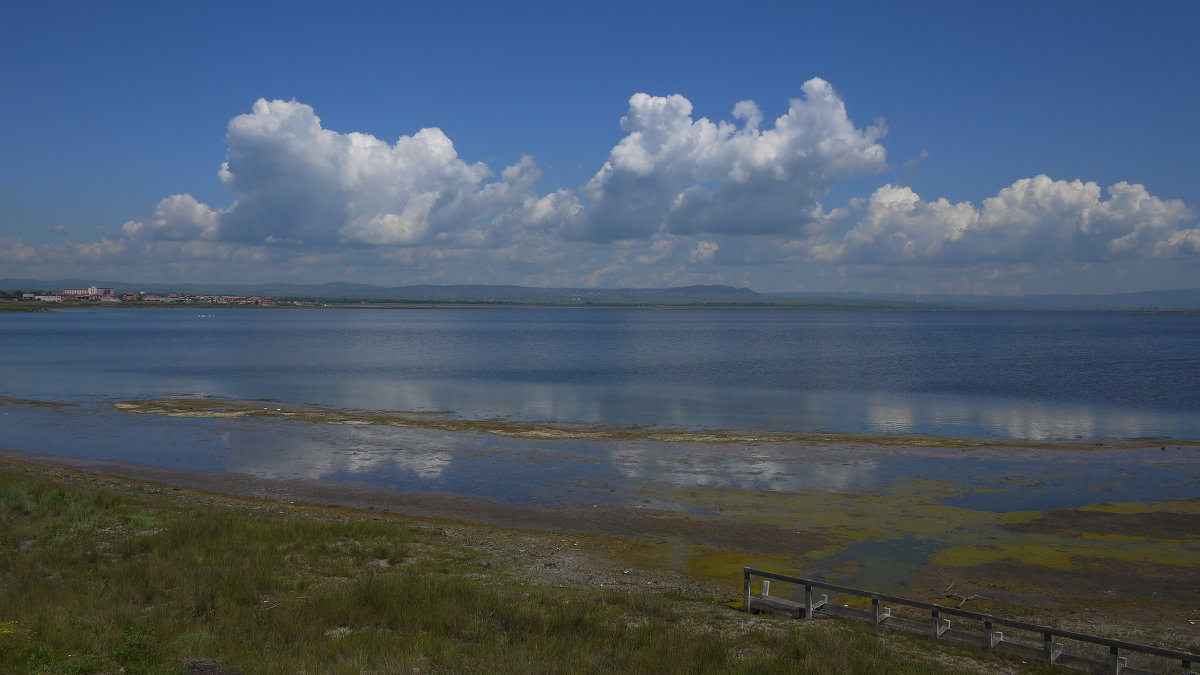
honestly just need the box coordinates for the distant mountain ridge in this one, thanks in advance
[3,277,1199,309]
[766,288,1200,310]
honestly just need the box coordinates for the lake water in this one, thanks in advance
[2,307,1198,440]
[4,306,1199,589]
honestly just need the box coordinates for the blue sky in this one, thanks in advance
[2,0,1198,294]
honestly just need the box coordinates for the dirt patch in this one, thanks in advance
[1004,508,1200,539]
[0,396,75,408]
[912,556,1200,650]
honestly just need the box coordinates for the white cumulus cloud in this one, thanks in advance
[0,238,38,262]
[90,86,1198,291]
[122,194,224,241]
[823,175,1197,264]
[574,78,888,242]
[124,99,540,247]
[689,240,719,264]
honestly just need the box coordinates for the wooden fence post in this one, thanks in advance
[1109,645,1125,674]
[802,584,826,619]
[739,568,1199,673]
[870,597,890,627]
[742,567,752,614]
[983,620,1002,652]
[1043,632,1063,665]
[930,609,949,639]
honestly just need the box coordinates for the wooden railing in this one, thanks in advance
[743,567,1198,675]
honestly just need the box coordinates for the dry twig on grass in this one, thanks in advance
[943,581,984,609]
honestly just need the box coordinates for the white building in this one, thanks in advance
[60,286,116,299]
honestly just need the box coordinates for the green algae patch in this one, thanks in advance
[932,544,1075,570]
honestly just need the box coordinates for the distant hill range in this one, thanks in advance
[766,288,1200,311]
[3,277,1199,310]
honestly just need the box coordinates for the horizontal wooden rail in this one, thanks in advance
[743,567,1198,675]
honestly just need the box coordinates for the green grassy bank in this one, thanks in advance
[0,460,1023,674]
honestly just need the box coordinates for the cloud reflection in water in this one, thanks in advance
[223,424,454,481]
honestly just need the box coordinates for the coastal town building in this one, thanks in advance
[7,286,282,306]
[61,286,115,299]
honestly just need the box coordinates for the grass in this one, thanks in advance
[0,462,1014,674]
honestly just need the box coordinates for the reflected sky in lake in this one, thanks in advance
[2,400,1196,514]
[1,307,1198,440]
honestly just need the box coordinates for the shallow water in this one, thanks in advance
[2,400,1195,513]
[2,307,1198,440]
[4,307,1198,594]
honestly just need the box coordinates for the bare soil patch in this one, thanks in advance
[1003,507,1200,539]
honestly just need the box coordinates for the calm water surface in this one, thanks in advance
[3,307,1198,576]
[2,307,1198,439]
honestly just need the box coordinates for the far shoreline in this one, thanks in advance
[7,299,1200,314]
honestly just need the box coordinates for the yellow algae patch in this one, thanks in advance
[115,401,250,418]
[648,487,886,542]
[1079,533,1170,544]
[1084,533,1151,542]
[681,547,796,581]
[113,401,250,418]
[998,511,1042,525]
[650,479,1002,544]
[998,477,1046,488]
[830,558,863,576]
[1160,498,1200,514]
[1075,541,1200,567]
[805,547,840,560]
[932,544,1075,570]
[932,536,1199,570]
[1079,498,1200,515]
[1079,501,1153,515]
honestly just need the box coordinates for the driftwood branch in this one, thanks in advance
[943,580,984,609]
